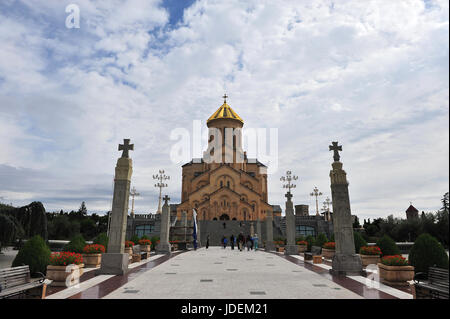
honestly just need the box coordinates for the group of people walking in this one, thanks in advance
[204,233,259,251]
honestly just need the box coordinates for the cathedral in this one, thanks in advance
[175,96,280,222]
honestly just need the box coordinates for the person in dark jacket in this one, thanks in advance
[206,234,210,249]
[246,235,252,251]
[230,235,235,250]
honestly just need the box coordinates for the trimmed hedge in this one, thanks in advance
[409,233,449,274]
[354,232,368,254]
[12,235,51,275]
[63,234,86,253]
[376,235,400,256]
[93,233,108,251]
[315,233,328,248]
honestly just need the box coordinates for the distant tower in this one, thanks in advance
[405,204,419,220]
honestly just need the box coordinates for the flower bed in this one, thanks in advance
[49,252,83,266]
[139,239,152,246]
[322,242,335,259]
[82,244,105,268]
[83,244,105,254]
[125,241,134,255]
[297,240,307,253]
[47,252,84,287]
[139,239,152,252]
[322,242,335,250]
[381,255,409,266]
[378,255,414,286]
[359,246,382,267]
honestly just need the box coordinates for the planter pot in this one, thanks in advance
[298,245,307,253]
[82,253,102,268]
[360,254,381,267]
[46,264,83,287]
[377,263,414,286]
[322,248,335,259]
[142,245,151,253]
[277,246,285,253]
[125,247,133,255]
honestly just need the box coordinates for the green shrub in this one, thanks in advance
[305,235,315,252]
[315,233,328,248]
[63,234,86,253]
[12,235,51,275]
[295,235,306,242]
[376,235,400,256]
[354,232,367,254]
[409,233,449,274]
[93,233,108,251]
[329,233,335,242]
[150,236,160,250]
[130,234,140,245]
[140,234,150,240]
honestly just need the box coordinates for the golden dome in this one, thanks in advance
[207,96,243,124]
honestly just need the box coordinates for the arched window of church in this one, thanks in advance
[220,181,223,187]
[227,181,230,188]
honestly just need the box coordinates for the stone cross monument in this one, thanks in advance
[156,194,172,254]
[98,139,134,275]
[284,192,298,255]
[329,141,362,275]
[265,210,275,251]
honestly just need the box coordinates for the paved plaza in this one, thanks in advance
[45,247,413,299]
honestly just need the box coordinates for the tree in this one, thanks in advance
[441,192,449,213]
[376,235,400,256]
[12,235,51,275]
[409,233,449,274]
[352,216,361,229]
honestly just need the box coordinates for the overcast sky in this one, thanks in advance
[0,0,448,221]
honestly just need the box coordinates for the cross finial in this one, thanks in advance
[285,192,293,201]
[329,141,342,162]
[222,93,228,103]
[118,139,134,158]
[163,195,170,204]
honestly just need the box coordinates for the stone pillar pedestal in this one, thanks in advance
[284,192,297,255]
[330,254,363,276]
[156,196,172,255]
[98,253,129,275]
[329,158,363,275]
[98,141,134,276]
[265,210,275,251]
[284,245,298,255]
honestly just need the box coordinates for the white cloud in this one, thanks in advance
[0,0,448,220]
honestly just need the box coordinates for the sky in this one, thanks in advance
[0,0,448,221]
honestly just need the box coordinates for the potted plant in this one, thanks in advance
[378,255,414,286]
[82,244,105,268]
[125,241,134,255]
[322,242,335,259]
[46,252,83,287]
[297,240,308,253]
[139,239,152,253]
[359,246,382,267]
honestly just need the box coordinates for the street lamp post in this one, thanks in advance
[153,170,170,214]
[310,186,323,216]
[280,171,298,196]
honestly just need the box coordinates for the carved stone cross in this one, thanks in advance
[285,191,293,201]
[163,195,170,204]
[329,141,342,162]
[119,139,134,158]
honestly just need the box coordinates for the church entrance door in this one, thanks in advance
[219,214,230,221]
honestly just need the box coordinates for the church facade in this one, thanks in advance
[175,97,279,222]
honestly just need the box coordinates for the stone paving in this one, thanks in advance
[104,247,362,299]
[41,246,415,299]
